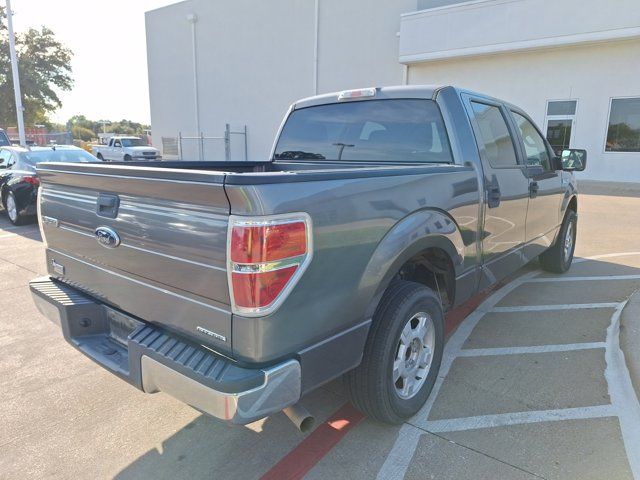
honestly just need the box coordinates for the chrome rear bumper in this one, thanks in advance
[141,356,301,423]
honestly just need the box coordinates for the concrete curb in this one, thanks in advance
[621,290,640,402]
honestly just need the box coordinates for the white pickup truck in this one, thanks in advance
[92,136,161,162]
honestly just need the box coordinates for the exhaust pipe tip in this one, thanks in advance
[283,403,315,433]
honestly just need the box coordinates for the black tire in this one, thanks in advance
[539,209,577,273]
[4,191,24,226]
[124,154,132,161]
[346,281,444,424]
[96,153,104,161]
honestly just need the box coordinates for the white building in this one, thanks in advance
[145,0,640,182]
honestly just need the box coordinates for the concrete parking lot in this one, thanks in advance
[2,183,640,480]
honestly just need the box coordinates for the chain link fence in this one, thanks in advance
[161,124,248,161]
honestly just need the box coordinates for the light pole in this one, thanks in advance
[187,13,203,161]
[5,0,26,146]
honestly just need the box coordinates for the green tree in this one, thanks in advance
[0,6,73,126]
[71,125,95,141]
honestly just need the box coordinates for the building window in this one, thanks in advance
[606,97,640,152]
[544,100,577,156]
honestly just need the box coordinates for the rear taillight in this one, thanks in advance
[24,176,39,186]
[228,214,312,316]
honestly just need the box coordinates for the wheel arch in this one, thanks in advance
[359,208,465,319]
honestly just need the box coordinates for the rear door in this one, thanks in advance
[508,110,564,259]
[462,94,530,287]
[37,163,233,352]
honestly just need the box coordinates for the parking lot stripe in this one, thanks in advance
[492,303,620,312]
[374,423,423,480]
[458,342,606,356]
[574,252,640,263]
[418,404,617,433]
[527,275,640,282]
[260,402,364,480]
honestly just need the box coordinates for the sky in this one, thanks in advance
[10,0,178,125]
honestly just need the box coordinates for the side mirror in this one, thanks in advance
[559,149,587,172]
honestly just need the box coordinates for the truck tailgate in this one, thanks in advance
[36,163,233,352]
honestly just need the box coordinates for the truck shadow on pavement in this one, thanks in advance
[113,382,373,480]
[113,256,640,480]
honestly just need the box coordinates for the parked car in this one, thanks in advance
[91,136,161,162]
[0,129,10,147]
[30,86,586,429]
[0,145,97,225]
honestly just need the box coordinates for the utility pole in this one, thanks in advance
[5,0,27,146]
[187,13,203,161]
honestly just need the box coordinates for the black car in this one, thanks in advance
[0,145,97,225]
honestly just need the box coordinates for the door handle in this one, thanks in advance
[487,185,501,208]
[529,181,539,199]
[96,194,120,219]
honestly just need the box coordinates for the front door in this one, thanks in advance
[463,96,530,288]
[509,110,564,259]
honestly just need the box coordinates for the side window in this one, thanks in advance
[114,140,122,147]
[0,150,11,168]
[470,102,518,168]
[512,112,552,171]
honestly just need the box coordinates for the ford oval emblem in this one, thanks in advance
[95,226,121,249]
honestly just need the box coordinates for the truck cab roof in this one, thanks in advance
[293,85,518,111]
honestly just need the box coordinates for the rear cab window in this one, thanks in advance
[0,132,10,147]
[274,99,453,164]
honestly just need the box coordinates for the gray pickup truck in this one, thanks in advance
[30,85,586,428]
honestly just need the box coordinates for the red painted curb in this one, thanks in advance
[260,402,364,480]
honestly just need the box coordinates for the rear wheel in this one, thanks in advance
[539,209,577,273]
[5,191,23,226]
[346,281,444,424]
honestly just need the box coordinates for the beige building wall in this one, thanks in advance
[407,40,640,182]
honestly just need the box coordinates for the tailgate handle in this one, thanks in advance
[96,194,120,219]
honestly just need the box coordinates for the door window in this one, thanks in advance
[0,150,12,168]
[544,100,577,155]
[512,112,552,171]
[470,102,518,168]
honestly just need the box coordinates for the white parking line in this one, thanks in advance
[492,303,619,312]
[418,405,617,433]
[374,423,423,480]
[527,275,640,282]
[458,342,606,357]
[574,252,640,263]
